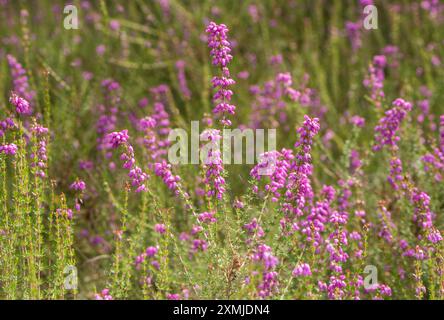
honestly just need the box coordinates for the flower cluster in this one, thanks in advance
[7,54,35,112]
[154,160,181,195]
[250,244,279,298]
[96,79,121,153]
[364,55,386,107]
[139,116,159,161]
[179,225,209,257]
[154,223,166,234]
[345,21,362,51]
[200,129,225,199]
[107,130,148,192]
[292,262,312,277]
[94,288,113,300]
[243,218,265,242]
[377,203,395,243]
[70,179,86,211]
[421,115,444,181]
[9,93,30,115]
[30,123,49,178]
[135,245,159,269]
[0,117,16,137]
[388,157,404,190]
[440,115,444,149]
[282,116,320,218]
[141,89,171,162]
[56,208,74,220]
[206,21,236,126]
[175,60,191,100]
[249,72,316,131]
[300,185,335,249]
[197,211,217,224]
[70,180,86,192]
[0,143,18,156]
[108,130,129,148]
[373,98,412,151]
[250,149,294,202]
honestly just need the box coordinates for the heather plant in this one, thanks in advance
[0,0,443,300]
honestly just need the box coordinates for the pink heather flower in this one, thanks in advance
[318,281,328,292]
[345,21,362,51]
[146,246,158,257]
[378,284,392,297]
[300,187,335,248]
[138,97,149,108]
[109,19,120,31]
[252,244,279,270]
[292,263,312,277]
[191,238,208,253]
[7,55,35,111]
[373,98,412,151]
[276,72,292,86]
[9,93,30,114]
[154,223,166,234]
[322,185,336,202]
[410,189,434,231]
[294,115,320,155]
[135,245,159,267]
[0,143,18,155]
[191,225,203,236]
[157,0,170,18]
[96,44,106,55]
[427,228,443,244]
[280,116,320,219]
[327,275,347,299]
[108,130,149,192]
[233,199,244,209]
[154,160,181,195]
[350,115,365,128]
[388,157,404,190]
[349,150,362,173]
[56,208,73,220]
[167,293,180,300]
[0,117,16,137]
[175,60,191,100]
[82,71,93,81]
[145,99,171,161]
[95,288,113,300]
[70,180,86,192]
[206,22,233,67]
[30,123,49,179]
[249,72,314,130]
[422,115,444,181]
[128,166,148,192]
[237,70,249,79]
[139,116,159,160]
[250,244,279,298]
[248,4,260,23]
[377,204,395,243]
[364,55,387,107]
[206,21,236,126]
[32,124,49,136]
[198,211,217,224]
[107,130,129,148]
[269,54,283,65]
[250,149,294,202]
[79,160,94,171]
[200,129,225,199]
[383,45,401,69]
[243,218,265,240]
[440,115,444,151]
[360,0,373,6]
